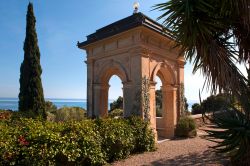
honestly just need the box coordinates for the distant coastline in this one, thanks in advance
[0,98,197,111]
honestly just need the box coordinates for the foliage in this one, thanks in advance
[52,107,86,122]
[142,76,150,121]
[109,109,123,118]
[191,93,231,115]
[153,0,250,95]
[175,116,197,138]
[180,83,189,116]
[0,118,155,165]
[131,76,151,118]
[132,89,142,116]
[183,97,189,114]
[18,3,46,119]
[0,119,104,165]
[202,94,231,113]
[205,109,250,165]
[156,107,162,117]
[155,90,162,117]
[45,101,58,121]
[44,102,86,122]
[96,118,134,162]
[128,116,156,152]
[45,101,57,113]
[0,110,12,120]
[191,103,203,115]
[110,96,123,111]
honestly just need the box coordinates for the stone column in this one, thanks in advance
[123,82,134,117]
[149,81,157,139]
[93,84,109,118]
[99,84,109,117]
[177,57,185,120]
[162,85,177,138]
[86,59,94,117]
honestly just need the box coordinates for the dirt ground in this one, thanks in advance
[112,129,229,166]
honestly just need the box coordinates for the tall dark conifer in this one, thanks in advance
[18,3,45,118]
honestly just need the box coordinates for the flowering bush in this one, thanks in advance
[0,117,155,165]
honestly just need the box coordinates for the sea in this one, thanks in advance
[0,98,92,111]
[0,98,196,111]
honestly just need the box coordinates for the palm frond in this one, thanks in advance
[153,1,250,163]
[152,0,249,97]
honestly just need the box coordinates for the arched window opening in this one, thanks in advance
[108,75,123,118]
[155,76,163,117]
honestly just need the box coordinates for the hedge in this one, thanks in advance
[0,117,155,165]
[175,116,197,138]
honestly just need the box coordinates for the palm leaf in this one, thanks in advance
[153,0,250,163]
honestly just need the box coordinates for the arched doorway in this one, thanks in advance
[92,65,128,117]
[150,63,178,139]
[108,75,123,117]
[155,75,164,139]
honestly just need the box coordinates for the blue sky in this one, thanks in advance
[0,0,225,102]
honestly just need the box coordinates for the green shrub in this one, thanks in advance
[201,94,230,113]
[109,109,123,118]
[191,103,203,115]
[45,101,57,114]
[0,117,155,165]
[175,116,197,138]
[156,90,162,117]
[128,116,156,152]
[110,96,123,111]
[192,93,232,114]
[10,110,44,120]
[96,118,134,161]
[44,103,86,122]
[54,107,86,122]
[156,107,162,117]
[46,111,56,122]
[0,119,104,165]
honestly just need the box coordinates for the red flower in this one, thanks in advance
[18,135,29,146]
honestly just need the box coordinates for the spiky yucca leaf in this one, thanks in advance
[204,108,250,164]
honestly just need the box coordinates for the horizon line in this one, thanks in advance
[0,97,199,102]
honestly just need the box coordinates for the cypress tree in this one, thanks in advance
[18,3,46,118]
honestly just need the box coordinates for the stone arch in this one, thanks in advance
[150,61,176,85]
[92,60,130,117]
[96,60,129,84]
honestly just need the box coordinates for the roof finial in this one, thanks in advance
[133,2,139,14]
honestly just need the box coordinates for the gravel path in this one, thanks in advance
[112,129,229,166]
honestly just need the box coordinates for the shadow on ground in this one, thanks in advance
[150,150,230,166]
